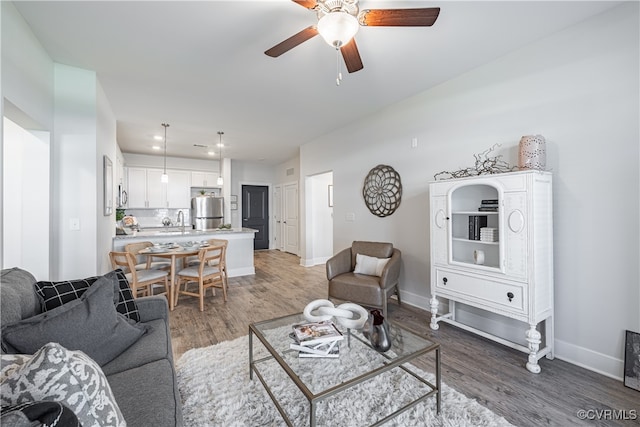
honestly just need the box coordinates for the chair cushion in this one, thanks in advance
[354,254,390,277]
[34,269,140,322]
[2,276,147,366]
[329,272,384,307]
[129,268,168,283]
[177,266,220,278]
[0,342,126,427]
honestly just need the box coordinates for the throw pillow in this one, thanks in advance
[2,276,147,366]
[1,401,80,427]
[0,343,125,427]
[35,269,140,322]
[354,253,390,277]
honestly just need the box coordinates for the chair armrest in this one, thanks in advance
[379,249,401,290]
[326,248,352,280]
[135,296,169,323]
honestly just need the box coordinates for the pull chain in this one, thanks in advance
[335,47,343,86]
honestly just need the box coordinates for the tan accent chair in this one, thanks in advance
[124,241,171,271]
[326,241,401,317]
[109,251,170,300]
[175,244,226,312]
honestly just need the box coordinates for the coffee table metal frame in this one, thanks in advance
[249,313,441,427]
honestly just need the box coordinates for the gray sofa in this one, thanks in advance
[0,267,183,426]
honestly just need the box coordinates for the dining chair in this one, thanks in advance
[207,239,228,290]
[125,241,171,271]
[174,244,226,312]
[109,251,170,301]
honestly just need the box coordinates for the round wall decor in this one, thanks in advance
[362,164,402,217]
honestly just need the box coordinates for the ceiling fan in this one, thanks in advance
[264,0,440,75]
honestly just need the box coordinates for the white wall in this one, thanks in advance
[305,171,333,265]
[2,3,119,280]
[300,3,639,378]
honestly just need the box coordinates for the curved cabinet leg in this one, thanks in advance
[525,324,542,373]
[429,295,440,330]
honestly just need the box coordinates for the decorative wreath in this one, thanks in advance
[362,164,402,217]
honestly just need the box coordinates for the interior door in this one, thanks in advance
[284,182,299,255]
[242,185,269,250]
[273,185,284,251]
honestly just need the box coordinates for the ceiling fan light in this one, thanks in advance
[317,11,359,48]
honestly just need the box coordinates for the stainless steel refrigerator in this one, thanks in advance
[191,196,224,230]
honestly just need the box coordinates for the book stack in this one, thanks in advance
[480,227,499,242]
[289,320,343,358]
[468,215,488,240]
[478,199,499,212]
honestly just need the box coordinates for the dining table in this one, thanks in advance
[138,244,204,310]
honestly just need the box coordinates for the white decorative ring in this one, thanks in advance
[302,299,369,329]
[303,299,335,322]
[335,303,369,329]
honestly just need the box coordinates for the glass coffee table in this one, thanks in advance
[249,313,441,427]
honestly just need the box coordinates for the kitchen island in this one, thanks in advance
[113,228,257,277]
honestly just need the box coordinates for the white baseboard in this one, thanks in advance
[554,338,623,381]
[398,288,624,380]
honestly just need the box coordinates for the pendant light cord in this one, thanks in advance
[162,123,169,175]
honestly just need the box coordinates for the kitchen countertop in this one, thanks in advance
[113,227,257,240]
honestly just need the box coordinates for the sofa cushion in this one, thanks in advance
[1,276,147,366]
[0,342,125,427]
[34,269,140,322]
[108,358,182,427]
[101,319,170,376]
[0,268,40,326]
[329,272,383,306]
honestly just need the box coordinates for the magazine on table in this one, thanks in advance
[291,320,344,347]
[289,335,341,358]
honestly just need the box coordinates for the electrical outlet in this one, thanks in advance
[411,137,418,148]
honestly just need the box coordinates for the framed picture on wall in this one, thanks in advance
[624,330,640,391]
[103,155,113,216]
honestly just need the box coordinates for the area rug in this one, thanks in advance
[176,329,514,427]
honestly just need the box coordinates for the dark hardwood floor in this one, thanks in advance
[168,250,639,427]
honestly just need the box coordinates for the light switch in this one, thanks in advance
[345,213,355,222]
[70,218,80,230]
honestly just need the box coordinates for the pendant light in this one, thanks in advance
[160,123,169,183]
[216,131,224,186]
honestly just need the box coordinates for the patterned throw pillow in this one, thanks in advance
[0,343,126,427]
[0,401,80,427]
[35,269,140,322]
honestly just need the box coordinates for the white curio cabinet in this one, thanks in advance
[429,170,554,373]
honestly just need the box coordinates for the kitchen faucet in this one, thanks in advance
[177,210,185,232]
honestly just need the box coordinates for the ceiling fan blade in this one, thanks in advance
[358,8,440,27]
[340,38,364,73]
[292,0,318,9]
[264,26,319,58]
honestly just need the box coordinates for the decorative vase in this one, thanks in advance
[518,135,546,171]
[363,309,391,352]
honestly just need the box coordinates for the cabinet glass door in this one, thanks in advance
[449,184,501,270]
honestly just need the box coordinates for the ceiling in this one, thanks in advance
[13,1,621,165]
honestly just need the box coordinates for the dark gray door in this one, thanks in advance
[242,185,269,250]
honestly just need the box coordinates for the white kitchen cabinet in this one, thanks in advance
[126,167,191,208]
[429,170,553,373]
[191,171,218,188]
[167,170,191,208]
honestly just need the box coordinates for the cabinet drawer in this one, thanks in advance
[435,269,526,315]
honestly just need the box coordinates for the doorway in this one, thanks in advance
[242,185,269,250]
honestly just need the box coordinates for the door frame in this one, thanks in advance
[239,180,272,249]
